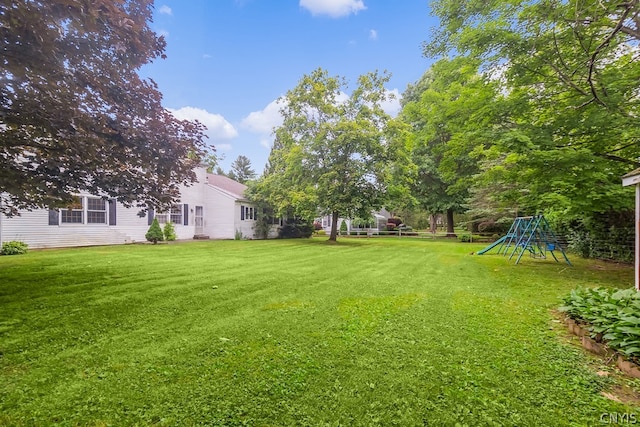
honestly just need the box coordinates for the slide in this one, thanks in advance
[477,235,508,255]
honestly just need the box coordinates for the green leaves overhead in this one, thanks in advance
[402,0,640,222]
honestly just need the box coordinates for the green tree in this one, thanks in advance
[400,57,501,235]
[203,150,224,174]
[163,221,176,241]
[227,155,257,184]
[339,219,348,235]
[423,0,639,218]
[0,0,206,216]
[145,218,164,244]
[255,68,410,241]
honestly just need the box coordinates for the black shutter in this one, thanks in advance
[108,199,117,225]
[148,207,154,225]
[183,204,189,226]
[48,209,59,225]
[240,205,244,220]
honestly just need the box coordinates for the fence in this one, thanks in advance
[326,229,635,263]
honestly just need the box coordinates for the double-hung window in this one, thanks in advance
[156,204,182,224]
[87,197,107,224]
[61,196,84,224]
[58,196,110,225]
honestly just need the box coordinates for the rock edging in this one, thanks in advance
[564,317,640,379]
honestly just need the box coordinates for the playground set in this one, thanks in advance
[477,215,572,266]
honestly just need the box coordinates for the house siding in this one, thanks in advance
[0,168,268,248]
[1,200,148,248]
[200,187,259,240]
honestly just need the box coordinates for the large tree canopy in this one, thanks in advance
[417,0,639,221]
[425,0,640,167]
[400,57,502,234]
[0,0,206,215]
[254,68,410,241]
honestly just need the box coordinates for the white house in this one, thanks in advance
[316,209,392,234]
[0,168,271,249]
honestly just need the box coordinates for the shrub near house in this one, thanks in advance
[1,241,28,255]
[145,218,164,244]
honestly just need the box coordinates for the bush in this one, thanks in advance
[560,287,640,362]
[458,233,472,243]
[313,221,323,230]
[339,220,348,235]
[278,219,314,239]
[561,211,634,263]
[316,230,326,236]
[163,221,177,241]
[145,218,164,244]
[478,220,510,234]
[1,241,29,255]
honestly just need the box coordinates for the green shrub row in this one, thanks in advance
[145,219,177,243]
[559,287,640,361]
[1,241,29,255]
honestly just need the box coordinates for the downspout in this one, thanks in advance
[636,184,639,291]
[0,196,3,249]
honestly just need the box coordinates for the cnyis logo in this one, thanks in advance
[600,413,638,424]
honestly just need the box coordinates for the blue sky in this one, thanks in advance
[141,0,437,173]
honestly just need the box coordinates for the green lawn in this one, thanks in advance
[0,238,638,426]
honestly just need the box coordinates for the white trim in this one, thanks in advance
[635,186,640,291]
[623,174,640,187]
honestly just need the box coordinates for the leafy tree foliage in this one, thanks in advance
[0,0,206,216]
[400,57,502,234]
[419,0,639,222]
[227,155,256,184]
[254,68,410,241]
[203,150,223,174]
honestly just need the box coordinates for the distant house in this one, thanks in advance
[316,209,392,234]
[0,168,273,249]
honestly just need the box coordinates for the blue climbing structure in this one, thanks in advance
[477,215,571,266]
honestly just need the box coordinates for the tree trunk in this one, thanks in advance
[446,208,456,237]
[430,214,437,234]
[329,211,339,241]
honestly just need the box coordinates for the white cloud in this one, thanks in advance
[158,4,173,16]
[158,5,173,15]
[241,99,285,135]
[259,138,272,149]
[300,0,366,18]
[381,89,401,117]
[202,53,212,59]
[169,107,238,141]
[369,29,378,40]
[216,143,232,152]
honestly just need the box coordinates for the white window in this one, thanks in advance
[61,196,83,224]
[87,197,107,224]
[156,204,182,224]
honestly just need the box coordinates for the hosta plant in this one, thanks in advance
[560,287,640,361]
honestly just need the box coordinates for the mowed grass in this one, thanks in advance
[0,238,638,426]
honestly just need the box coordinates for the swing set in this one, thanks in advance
[477,215,572,266]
